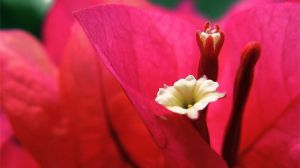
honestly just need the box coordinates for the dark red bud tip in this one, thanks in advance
[241,42,261,69]
[222,42,261,167]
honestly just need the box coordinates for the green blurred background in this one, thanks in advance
[0,0,236,38]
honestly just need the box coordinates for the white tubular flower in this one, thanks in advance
[155,75,225,119]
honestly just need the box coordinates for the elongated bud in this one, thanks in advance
[193,22,225,144]
[196,22,224,81]
[222,42,261,167]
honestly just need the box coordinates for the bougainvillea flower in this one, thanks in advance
[1,23,228,168]
[0,0,210,166]
[0,25,167,167]
[0,3,225,168]
[1,0,299,168]
[74,2,300,167]
[0,1,166,167]
[1,0,202,167]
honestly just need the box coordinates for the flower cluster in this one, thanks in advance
[0,0,299,167]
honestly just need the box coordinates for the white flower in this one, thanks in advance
[155,75,225,119]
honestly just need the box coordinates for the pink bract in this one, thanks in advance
[1,0,299,167]
[75,2,300,168]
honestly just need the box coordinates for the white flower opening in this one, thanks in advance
[155,75,225,119]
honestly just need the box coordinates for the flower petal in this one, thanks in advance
[208,3,300,167]
[0,110,34,167]
[0,30,76,167]
[0,139,39,168]
[237,97,300,167]
[60,24,128,167]
[0,108,13,148]
[43,0,149,63]
[60,23,164,167]
[75,5,227,167]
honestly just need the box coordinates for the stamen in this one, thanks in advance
[221,42,261,167]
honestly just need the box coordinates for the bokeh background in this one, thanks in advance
[0,0,236,38]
